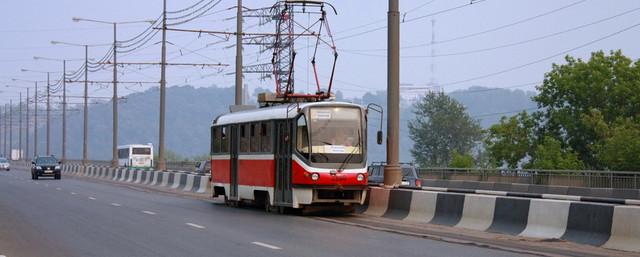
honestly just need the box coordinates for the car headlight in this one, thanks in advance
[311,173,319,181]
[55,165,61,170]
[357,173,365,182]
[36,166,42,170]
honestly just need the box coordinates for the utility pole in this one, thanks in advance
[83,45,89,165]
[235,0,243,105]
[19,93,22,160]
[1,105,4,157]
[26,87,29,160]
[46,73,51,155]
[157,0,168,171]
[384,0,402,187]
[112,22,119,168]
[34,82,38,158]
[9,100,12,159]
[62,61,67,162]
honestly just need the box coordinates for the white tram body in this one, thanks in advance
[211,101,369,209]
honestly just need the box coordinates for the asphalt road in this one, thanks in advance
[0,166,534,257]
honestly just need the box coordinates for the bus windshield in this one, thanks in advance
[308,107,363,164]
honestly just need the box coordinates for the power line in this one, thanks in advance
[342,0,588,52]
[439,21,640,87]
[334,0,488,42]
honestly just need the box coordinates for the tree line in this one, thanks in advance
[409,50,640,171]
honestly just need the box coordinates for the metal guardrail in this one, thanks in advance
[418,168,640,189]
[63,159,210,174]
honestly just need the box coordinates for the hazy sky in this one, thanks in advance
[1,0,639,105]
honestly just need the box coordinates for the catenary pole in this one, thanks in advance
[235,0,243,105]
[157,0,168,170]
[384,0,402,187]
[112,23,119,168]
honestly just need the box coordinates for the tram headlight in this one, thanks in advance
[357,173,365,182]
[311,173,320,181]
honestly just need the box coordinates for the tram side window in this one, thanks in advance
[240,124,250,153]
[261,122,272,152]
[296,116,309,158]
[220,126,229,153]
[211,127,221,154]
[250,123,260,152]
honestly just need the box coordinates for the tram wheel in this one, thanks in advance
[264,195,277,213]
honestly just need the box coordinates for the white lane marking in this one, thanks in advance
[251,242,282,250]
[70,192,77,195]
[142,211,156,215]
[56,187,61,190]
[88,197,96,200]
[185,223,205,229]
[34,182,39,184]
[1,254,7,257]
[111,203,121,207]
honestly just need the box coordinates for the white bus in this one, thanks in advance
[118,144,154,169]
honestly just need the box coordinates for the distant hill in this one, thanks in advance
[44,86,234,160]
[449,86,538,128]
[37,85,536,162]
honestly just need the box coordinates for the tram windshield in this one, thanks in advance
[306,107,363,164]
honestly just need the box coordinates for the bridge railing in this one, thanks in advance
[417,167,640,189]
[62,159,210,174]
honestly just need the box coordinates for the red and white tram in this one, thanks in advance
[210,101,372,211]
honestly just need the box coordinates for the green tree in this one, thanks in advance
[484,112,536,168]
[450,151,475,168]
[595,118,640,171]
[409,92,483,167]
[534,50,640,168]
[529,137,583,170]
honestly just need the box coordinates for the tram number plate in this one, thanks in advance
[332,174,347,181]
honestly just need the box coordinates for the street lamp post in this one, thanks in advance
[33,56,82,162]
[34,82,38,158]
[50,41,98,165]
[72,17,154,168]
[20,69,60,157]
[19,92,22,160]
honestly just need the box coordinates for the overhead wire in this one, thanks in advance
[439,21,640,87]
[342,5,640,59]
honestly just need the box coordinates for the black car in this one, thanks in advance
[0,157,10,171]
[367,162,422,189]
[31,156,62,180]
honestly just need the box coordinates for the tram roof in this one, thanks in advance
[213,101,363,126]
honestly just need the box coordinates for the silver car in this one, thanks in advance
[0,158,10,171]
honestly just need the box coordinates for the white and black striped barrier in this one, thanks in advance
[417,186,640,206]
[361,187,640,253]
[61,165,211,195]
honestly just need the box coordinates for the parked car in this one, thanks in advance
[0,158,9,171]
[31,156,61,180]
[367,162,422,188]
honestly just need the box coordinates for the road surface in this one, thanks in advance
[0,166,533,257]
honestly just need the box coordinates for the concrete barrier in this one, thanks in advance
[171,173,185,189]
[196,176,210,194]
[161,172,172,187]
[487,197,530,235]
[430,193,465,226]
[561,202,614,246]
[143,171,154,185]
[603,205,640,252]
[455,194,496,231]
[182,174,196,192]
[403,190,437,223]
[519,199,570,238]
[134,170,144,184]
[382,189,413,220]
[363,187,390,217]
